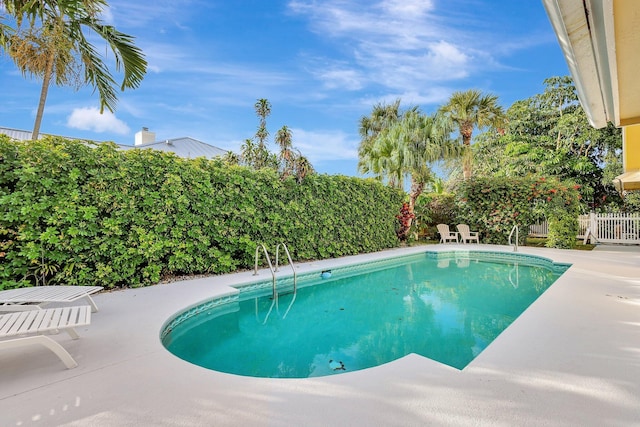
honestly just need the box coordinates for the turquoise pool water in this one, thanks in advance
[162,251,570,378]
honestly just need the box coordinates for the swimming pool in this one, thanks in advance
[161,251,570,378]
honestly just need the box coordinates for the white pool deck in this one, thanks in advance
[1,244,639,426]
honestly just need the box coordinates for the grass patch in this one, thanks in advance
[526,237,595,250]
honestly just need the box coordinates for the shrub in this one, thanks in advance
[456,176,581,247]
[413,193,457,239]
[0,136,403,289]
[546,214,578,249]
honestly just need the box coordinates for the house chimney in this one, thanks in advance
[135,127,156,146]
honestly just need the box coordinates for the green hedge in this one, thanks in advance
[0,136,403,289]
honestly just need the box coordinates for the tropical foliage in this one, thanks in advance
[1,0,147,139]
[473,76,622,211]
[358,100,459,239]
[0,136,401,290]
[456,176,581,248]
[357,75,625,248]
[240,99,315,182]
[412,192,457,239]
[439,89,505,179]
[358,99,404,186]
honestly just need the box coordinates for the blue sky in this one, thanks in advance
[0,0,570,176]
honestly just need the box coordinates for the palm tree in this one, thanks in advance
[251,98,272,169]
[275,125,295,178]
[440,90,505,179]
[3,0,147,140]
[360,105,458,239]
[379,111,457,220]
[358,99,404,182]
[427,177,446,194]
[293,151,314,183]
[240,138,256,167]
[363,135,404,188]
[222,151,240,165]
[254,98,271,147]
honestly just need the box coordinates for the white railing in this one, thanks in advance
[577,215,590,239]
[528,222,549,237]
[530,212,640,244]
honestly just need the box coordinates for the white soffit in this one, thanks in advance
[544,1,640,129]
[542,0,609,128]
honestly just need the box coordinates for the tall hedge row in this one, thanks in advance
[0,136,403,290]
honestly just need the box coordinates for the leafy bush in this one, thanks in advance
[0,136,403,289]
[546,214,578,249]
[456,176,580,247]
[413,193,457,239]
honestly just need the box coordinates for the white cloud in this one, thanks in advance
[66,107,130,135]
[424,40,470,79]
[315,66,364,90]
[99,5,114,24]
[360,87,452,108]
[203,129,359,164]
[290,128,359,162]
[288,0,496,93]
[381,0,435,18]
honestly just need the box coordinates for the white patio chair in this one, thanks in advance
[457,224,479,244]
[437,224,458,243]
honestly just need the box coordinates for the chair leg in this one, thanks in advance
[82,295,100,313]
[1,335,78,369]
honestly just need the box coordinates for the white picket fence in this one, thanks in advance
[530,212,640,244]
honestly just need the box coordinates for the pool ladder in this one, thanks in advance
[509,225,519,252]
[253,243,297,300]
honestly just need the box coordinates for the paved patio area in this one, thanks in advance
[1,244,639,426]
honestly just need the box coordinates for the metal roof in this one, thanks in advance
[0,127,228,160]
[0,126,78,141]
[135,137,228,160]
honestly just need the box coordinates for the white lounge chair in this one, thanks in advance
[0,285,103,313]
[0,306,91,369]
[457,224,480,244]
[437,224,458,243]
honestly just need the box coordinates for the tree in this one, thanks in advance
[358,99,404,186]
[377,111,457,238]
[221,150,240,166]
[242,99,314,180]
[440,89,505,179]
[358,102,458,239]
[426,177,446,194]
[240,138,256,166]
[2,0,147,140]
[249,98,276,169]
[254,99,271,147]
[473,76,622,211]
[275,125,295,178]
[293,151,314,183]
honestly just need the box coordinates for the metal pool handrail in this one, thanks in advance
[254,244,277,299]
[253,243,298,299]
[275,243,297,295]
[509,225,519,252]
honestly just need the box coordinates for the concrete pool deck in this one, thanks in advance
[1,244,639,426]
